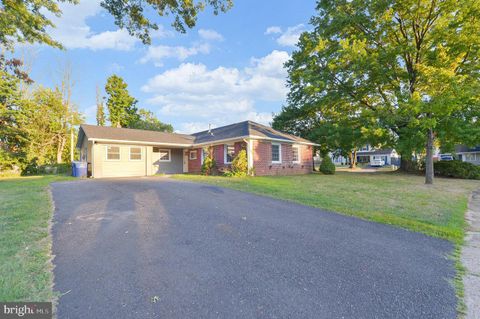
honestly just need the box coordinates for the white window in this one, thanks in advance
[466,153,478,161]
[189,150,197,160]
[129,147,142,161]
[224,144,235,163]
[271,143,281,163]
[106,146,120,160]
[292,146,300,163]
[153,148,171,162]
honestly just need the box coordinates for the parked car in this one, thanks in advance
[370,159,385,167]
[439,154,454,161]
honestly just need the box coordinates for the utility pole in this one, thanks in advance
[70,114,74,162]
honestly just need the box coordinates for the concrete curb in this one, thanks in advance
[462,189,480,319]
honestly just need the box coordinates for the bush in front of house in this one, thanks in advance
[201,148,216,176]
[230,150,248,177]
[320,156,336,175]
[434,160,480,180]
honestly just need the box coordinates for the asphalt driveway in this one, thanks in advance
[51,178,456,319]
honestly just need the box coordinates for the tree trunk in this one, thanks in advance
[425,129,434,184]
[399,153,413,172]
[348,150,358,169]
[57,136,66,164]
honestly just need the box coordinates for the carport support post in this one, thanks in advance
[91,140,95,178]
[245,139,254,176]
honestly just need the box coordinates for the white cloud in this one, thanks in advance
[139,28,222,67]
[46,1,149,51]
[141,50,289,133]
[266,24,306,47]
[107,62,124,73]
[265,26,282,35]
[198,29,224,41]
[83,104,97,124]
[139,43,211,67]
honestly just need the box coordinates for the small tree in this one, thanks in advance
[320,155,335,175]
[231,149,248,177]
[105,75,138,128]
[201,147,216,176]
[96,85,105,126]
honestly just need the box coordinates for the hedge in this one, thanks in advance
[433,160,480,180]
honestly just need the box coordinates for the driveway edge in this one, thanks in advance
[462,189,480,319]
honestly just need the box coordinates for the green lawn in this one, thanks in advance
[0,175,72,301]
[174,172,479,243]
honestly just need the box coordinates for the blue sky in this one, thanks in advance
[25,0,317,133]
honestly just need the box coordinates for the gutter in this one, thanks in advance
[88,135,319,148]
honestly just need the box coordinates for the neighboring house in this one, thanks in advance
[330,144,400,166]
[77,120,317,178]
[455,145,480,165]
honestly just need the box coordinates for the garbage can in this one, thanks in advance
[72,161,87,178]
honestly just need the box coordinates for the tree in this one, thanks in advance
[105,75,139,128]
[20,86,82,165]
[129,108,173,132]
[276,0,480,184]
[96,85,106,126]
[101,0,233,44]
[0,0,232,49]
[0,65,27,168]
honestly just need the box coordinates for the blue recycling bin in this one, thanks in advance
[72,161,87,177]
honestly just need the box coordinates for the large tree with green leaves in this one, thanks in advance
[0,0,232,49]
[105,75,139,128]
[275,0,480,184]
[130,108,173,132]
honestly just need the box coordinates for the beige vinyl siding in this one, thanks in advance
[93,143,148,178]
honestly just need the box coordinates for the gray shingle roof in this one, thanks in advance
[455,145,480,153]
[78,121,317,147]
[357,149,395,156]
[192,121,314,144]
[79,124,195,146]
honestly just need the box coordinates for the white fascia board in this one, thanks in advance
[249,135,319,146]
[89,138,193,148]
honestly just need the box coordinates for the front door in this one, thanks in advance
[183,150,189,173]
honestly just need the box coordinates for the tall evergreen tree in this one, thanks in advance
[105,75,139,128]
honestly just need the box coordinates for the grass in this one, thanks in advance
[173,172,479,243]
[0,175,72,301]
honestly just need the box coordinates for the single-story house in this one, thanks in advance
[455,145,480,165]
[330,145,400,166]
[76,120,317,178]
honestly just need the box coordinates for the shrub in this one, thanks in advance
[230,150,248,177]
[320,155,336,175]
[201,147,216,176]
[434,160,480,180]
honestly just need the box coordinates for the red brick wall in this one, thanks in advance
[187,141,312,176]
[213,142,246,170]
[252,140,313,176]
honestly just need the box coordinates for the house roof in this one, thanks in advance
[78,124,195,147]
[357,148,395,156]
[192,120,314,145]
[77,120,317,147]
[455,145,480,153]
